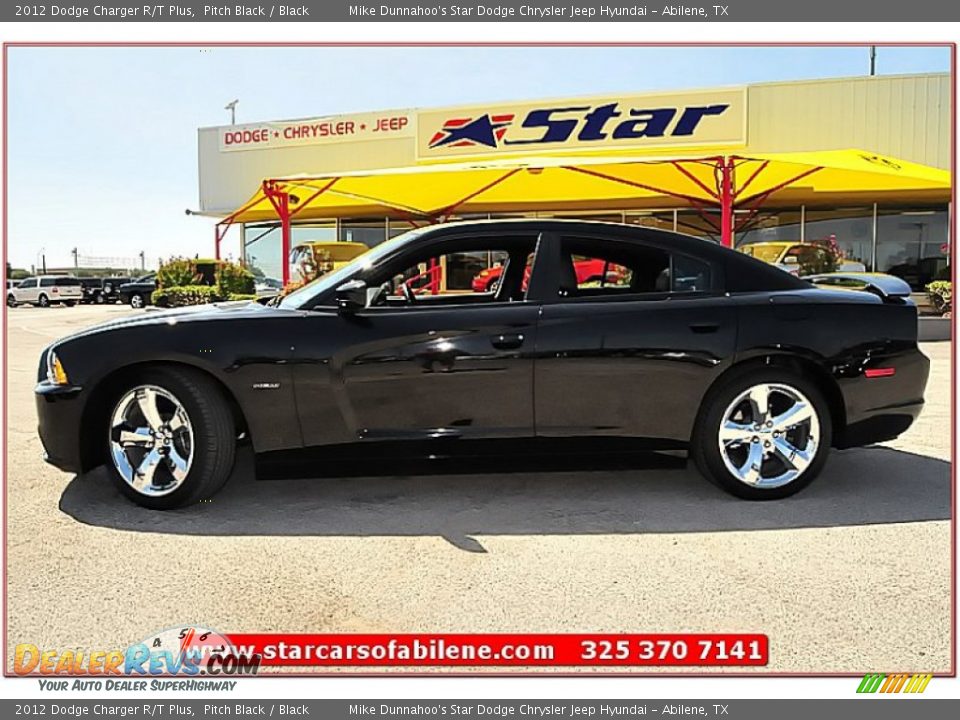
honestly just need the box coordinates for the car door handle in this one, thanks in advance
[689,322,719,334]
[491,333,525,350]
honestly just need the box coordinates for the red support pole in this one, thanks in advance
[214,225,222,260]
[718,157,735,248]
[263,181,293,286]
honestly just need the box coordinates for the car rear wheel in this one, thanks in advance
[692,369,832,500]
[105,367,236,509]
[37,294,50,308]
[129,293,145,309]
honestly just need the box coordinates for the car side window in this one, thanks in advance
[40,278,55,287]
[17,278,34,289]
[558,236,714,299]
[367,235,538,308]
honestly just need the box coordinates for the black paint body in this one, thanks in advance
[35,221,929,474]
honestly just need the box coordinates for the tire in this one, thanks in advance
[129,293,145,309]
[95,294,105,304]
[104,367,237,510]
[6,294,16,307]
[691,368,832,500]
[486,277,500,293]
[64,301,76,307]
[37,294,49,308]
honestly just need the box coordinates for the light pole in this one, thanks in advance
[869,46,877,76]
[225,99,239,125]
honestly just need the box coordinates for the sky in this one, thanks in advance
[5,45,952,271]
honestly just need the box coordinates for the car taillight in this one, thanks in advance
[52,287,59,293]
[865,367,896,378]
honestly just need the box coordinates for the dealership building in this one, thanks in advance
[196,72,951,287]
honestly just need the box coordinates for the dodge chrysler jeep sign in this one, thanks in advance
[417,88,746,158]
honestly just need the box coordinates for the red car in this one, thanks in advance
[472,258,623,292]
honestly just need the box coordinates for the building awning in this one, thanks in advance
[215,149,950,283]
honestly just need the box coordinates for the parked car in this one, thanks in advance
[78,278,105,304]
[254,277,283,298]
[101,277,133,304]
[739,241,866,276]
[118,274,157,309]
[885,257,949,291]
[8,275,83,307]
[289,241,369,284]
[36,220,928,509]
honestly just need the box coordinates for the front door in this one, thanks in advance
[293,232,543,447]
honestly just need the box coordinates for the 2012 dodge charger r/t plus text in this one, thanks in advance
[35,220,929,509]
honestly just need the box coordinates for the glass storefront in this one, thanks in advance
[246,203,950,291]
[876,207,950,287]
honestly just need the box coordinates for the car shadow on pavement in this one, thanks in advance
[59,444,950,550]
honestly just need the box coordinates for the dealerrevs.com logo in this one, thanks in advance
[14,626,261,681]
[427,101,731,151]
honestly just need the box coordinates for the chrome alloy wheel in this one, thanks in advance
[717,382,820,489]
[109,385,194,497]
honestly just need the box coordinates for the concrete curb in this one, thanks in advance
[919,316,951,342]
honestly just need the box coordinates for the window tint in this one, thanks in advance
[40,278,55,287]
[559,237,713,298]
[17,278,35,289]
[53,278,81,287]
[671,254,713,293]
[369,235,538,307]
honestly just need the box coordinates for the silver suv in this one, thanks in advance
[7,276,83,307]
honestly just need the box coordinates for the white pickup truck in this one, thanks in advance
[7,276,83,307]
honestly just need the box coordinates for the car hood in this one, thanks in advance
[53,301,297,345]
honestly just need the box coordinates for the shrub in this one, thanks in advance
[152,285,221,308]
[926,280,952,316]
[157,258,202,289]
[226,293,257,302]
[217,261,255,295]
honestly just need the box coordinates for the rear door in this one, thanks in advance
[534,233,737,444]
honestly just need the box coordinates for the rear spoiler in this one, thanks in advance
[805,272,913,302]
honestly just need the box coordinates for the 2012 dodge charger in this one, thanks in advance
[36,220,929,509]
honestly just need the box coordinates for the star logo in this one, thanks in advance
[428,113,515,149]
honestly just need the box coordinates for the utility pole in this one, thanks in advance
[71,247,78,270]
[225,99,239,125]
[139,250,145,271]
[869,46,877,76]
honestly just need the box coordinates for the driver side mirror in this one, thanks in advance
[782,255,799,264]
[335,279,368,313]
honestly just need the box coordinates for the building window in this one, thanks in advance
[800,207,874,269]
[735,209,803,247]
[876,206,949,289]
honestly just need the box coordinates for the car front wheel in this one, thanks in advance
[105,367,236,509]
[6,294,16,307]
[692,369,832,500]
[129,293,145,309]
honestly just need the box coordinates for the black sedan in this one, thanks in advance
[36,220,929,509]
[117,273,156,308]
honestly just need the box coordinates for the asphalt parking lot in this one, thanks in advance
[4,303,952,674]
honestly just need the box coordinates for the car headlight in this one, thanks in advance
[46,350,69,386]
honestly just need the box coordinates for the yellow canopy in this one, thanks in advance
[222,149,950,226]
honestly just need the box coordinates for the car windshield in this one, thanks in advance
[279,228,428,309]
